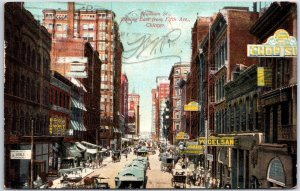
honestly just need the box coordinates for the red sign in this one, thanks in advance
[130,101,134,110]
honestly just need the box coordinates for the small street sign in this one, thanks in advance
[10,150,31,160]
[207,154,214,161]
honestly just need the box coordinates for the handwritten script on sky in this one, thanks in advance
[25,1,264,132]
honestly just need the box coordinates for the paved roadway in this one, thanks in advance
[84,149,173,189]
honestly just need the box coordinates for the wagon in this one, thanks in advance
[171,169,187,188]
[160,156,174,172]
[115,166,147,189]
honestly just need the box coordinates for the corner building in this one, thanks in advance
[43,2,122,147]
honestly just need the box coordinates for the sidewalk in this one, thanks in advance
[50,156,112,189]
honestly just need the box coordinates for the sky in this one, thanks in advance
[25,1,271,133]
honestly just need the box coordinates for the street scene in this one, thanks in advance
[4,1,297,189]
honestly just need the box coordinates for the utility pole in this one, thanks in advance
[30,119,34,189]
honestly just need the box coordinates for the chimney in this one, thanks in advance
[67,2,75,38]
[253,2,257,12]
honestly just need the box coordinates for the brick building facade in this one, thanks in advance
[168,62,190,144]
[4,2,54,188]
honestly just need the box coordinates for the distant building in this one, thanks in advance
[168,62,190,144]
[155,76,170,141]
[151,89,157,139]
[128,93,140,136]
[121,74,129,135]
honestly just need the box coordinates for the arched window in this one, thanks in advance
[35,114,39,135]
[21,42,26,61]
[13,71,19,96]
[26,78,30,99]
[216,80,219,101]
[221,76,225,98]
[26,47,31,66]
[37,53,41,72]
[14,38,20,58]
[31,50,35,69]
[20,75,25,98]
[4,67,10,94]
[36,82,40,102]
[25,113,30,135]
[11,109,17,135]
[267,158,286,187]
[4,108,11,133]
[20,111,25,135]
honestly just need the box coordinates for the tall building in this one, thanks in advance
[121,74,129,135]
[155,76,170,141]
[42,2,122,147]
[168,62,190,144]
[128,93,140,136]
[151,89,157,139]
[185,17,211,139]
[4,2,53,188]
[50,38,101,145]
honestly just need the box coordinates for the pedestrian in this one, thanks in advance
[125,153,128,161]
[147,161,151,170]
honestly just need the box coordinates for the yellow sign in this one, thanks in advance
[184,101,201,111]
[176,132,190,140]
[186,144,204,150]
[180,149,203,155]
[257,67,272,87]
[247,29,297,57]
[198,136,238,146]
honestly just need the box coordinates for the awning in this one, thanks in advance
[79,123,87,131]
[75,142,87,151]
[81,141,102,149]
[71,77,87,92]
[70,120,79,130]
[71,98,87,111]
[122,138,130,142]
[86,148,97,154]
[64,144,82,158]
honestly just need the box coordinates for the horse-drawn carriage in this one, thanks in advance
[91,175,110,189]
[112,150,121,162]
[171,169,187,188]
[160,155,174,172]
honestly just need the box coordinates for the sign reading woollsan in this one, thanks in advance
[198,136,238,146]
[247,29,297,57]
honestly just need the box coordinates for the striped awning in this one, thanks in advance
[75,142,87,151]
[71,98,87,111]
[71,120,80,131]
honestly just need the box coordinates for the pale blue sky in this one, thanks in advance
[25,1,270,133]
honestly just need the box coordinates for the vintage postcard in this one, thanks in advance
[3,1,297,189]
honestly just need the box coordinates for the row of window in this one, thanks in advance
[215,97,258,134]
[5,110,49,136]
[260,58,291,89]
[49,88,70,109]
[214,40,228,70]
[5,69,49,106]
[5,35,50,75]
[216,75,226,102]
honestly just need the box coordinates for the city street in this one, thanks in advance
[4,2,297,189]
[84,149,173,188]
